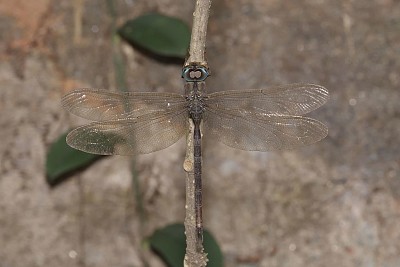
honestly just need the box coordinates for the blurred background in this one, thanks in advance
[1,0,399,266]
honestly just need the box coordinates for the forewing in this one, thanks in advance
[207,83,329,115]
[66,109,188,155]
[204,107,328,151]
[62,88,186,121]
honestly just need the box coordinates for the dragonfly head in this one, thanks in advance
[182,64,209,82]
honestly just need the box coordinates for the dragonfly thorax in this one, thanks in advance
[189,100,205,122]
[187,90,206,122]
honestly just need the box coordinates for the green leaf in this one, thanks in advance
[118,13,190,58]
[204,228,224,267]
[46,131,103,186]
[148,223,223,267]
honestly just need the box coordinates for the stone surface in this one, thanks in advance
[0,0,399,267]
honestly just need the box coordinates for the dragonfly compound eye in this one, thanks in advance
[182,65,209,82]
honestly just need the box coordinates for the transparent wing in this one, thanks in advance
[204,106,328,151]
[207,83,329,115]
[66,109,188,155]
[62,88,186,121]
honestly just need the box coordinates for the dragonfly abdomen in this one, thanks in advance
[193,120,203,248]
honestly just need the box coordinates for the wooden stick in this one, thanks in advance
[183,0,212,266]
[185,0,212,67]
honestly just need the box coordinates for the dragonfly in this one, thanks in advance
[62,63,329,244]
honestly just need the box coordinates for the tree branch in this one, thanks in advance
[185,0,212,67]
[183,0,212,266]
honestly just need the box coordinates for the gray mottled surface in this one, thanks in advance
[0,0,399,266]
